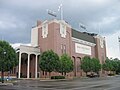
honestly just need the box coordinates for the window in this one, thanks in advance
[63,45,66,53]
[60,22,66,38]
[61,44,66,54]
[42,22,48,38]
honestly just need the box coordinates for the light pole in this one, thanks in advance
[1,51,6,83]
[58,4,63,20]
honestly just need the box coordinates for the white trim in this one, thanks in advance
[36,19,71,29]
[35,55,38,78]
[94,35,105,40]
[18,52,21,79]
[60,22,66,38]
[42,22,48,38]
[72,37,96,47]
[27,54,30,78]
[58,20,71,28]
[31,27,38,47]
[19,45,40,55]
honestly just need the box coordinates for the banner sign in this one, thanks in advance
[75,43,91,55]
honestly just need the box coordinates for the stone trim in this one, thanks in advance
[72,37,96,47]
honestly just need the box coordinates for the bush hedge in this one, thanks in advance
[51,76,65,79]
[108,73,115,76]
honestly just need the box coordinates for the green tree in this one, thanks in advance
[81,56,91,75]
[111,60,118,72]
[102,58,114,74]
[103,58,120,75]
[0,40,18,83]
[91,58,101,74]
[114,58,120,74]
[39,50,60,77]
[59,54,73,76]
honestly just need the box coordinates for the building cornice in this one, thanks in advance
[35,19,71,29]
[17,45,40,55]
[94,35,105,40]
[72,37,96,47]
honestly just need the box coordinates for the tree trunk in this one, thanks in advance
[1,69,4,83]
[62,72,63,76]
[49,72,51,78]
[64,72,66,76]
[86,72,87,77]
[45,71,47,78]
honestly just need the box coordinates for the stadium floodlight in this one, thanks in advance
[47,9,57,17]
[79,23,87,32]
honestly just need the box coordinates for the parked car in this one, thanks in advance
[87,73,99,78]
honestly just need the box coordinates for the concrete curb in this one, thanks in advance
[40,79,73,81]
[17,78,74,81]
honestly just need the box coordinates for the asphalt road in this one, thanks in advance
[1,76,120,90]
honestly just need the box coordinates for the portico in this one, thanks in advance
[17,45,40,79]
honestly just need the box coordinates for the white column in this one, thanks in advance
[27,54,30,78]
[18,52,21,79]
[35,55,38,78]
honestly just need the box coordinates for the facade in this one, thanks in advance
[6,19,106,78]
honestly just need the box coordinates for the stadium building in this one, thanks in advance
[1,19,106,78]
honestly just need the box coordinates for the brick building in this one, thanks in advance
[10,19,106,78]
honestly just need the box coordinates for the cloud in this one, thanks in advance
[0,21,16,29]
[106,31,120,59]
[0,0,120,59]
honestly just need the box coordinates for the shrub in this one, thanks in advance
[51,76,65,79]
[108,73,115,76]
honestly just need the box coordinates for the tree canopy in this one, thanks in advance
[91,58,101,73]
[59,54,73,75]
[0,40,18,83]
[39,50,60,73]
[0,40,18,71]
[81,56,92,74]
[81,56,101,75]
[102,57,120,74]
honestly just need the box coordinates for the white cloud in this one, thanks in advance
[0,13,27,31]
[1,0,60,10]
[100,16,119,25]
[1,0,120,59]
[105,30,120,59]
[0,20,17,29]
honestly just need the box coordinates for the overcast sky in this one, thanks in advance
[0,0,120,59]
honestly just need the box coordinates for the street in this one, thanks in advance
[1,76,120,90]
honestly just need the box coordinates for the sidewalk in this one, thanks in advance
[0,82,13,86]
